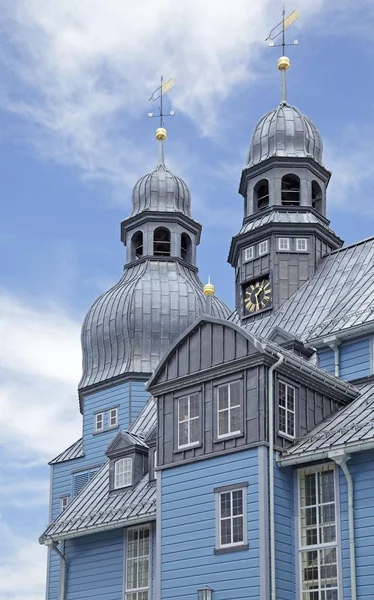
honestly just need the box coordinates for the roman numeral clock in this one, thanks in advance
[243,277,272,314]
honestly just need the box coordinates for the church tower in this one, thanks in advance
[228,55,343,323]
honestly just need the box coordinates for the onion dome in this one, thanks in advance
[247,103,323,167]
[131,163,191,217]
[79,261,230,389]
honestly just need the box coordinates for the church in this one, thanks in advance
[39,47,374,600]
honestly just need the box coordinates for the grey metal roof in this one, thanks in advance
[49,438,84,465]
[280,381,374,463]
[40,465,156,541]
[79,259,230,389]
[130,396,157,436]
[238,210,337,236]
[246,237,374,343]
[248,103,323,167]
[131,163,191,217]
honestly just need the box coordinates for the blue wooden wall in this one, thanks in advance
[339,338,371,381]
[317,348,334,376]
[161,449,260,600]
[46,380,150,600]
[274,463,295,600]
[340,450,374,599]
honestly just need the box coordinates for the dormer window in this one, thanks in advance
[114,457,132,489]
[281,174,300,206]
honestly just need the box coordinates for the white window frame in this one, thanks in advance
[94,412,104,432]
[217,381,242,439]
[215,485,248,550]
[109,407,118,428]
[296,238,308,252]
[278,237,290,251]
[258,239,269,256]
[244,246,254,262]
[60,496,69,511]
[114,457,132,489]
[177,394,200,449]
[297,465,340,600]
[125,526,150,600]
[278,380,295,439]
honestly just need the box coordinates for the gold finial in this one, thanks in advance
[277,56,290,71]
[155,127,167,141]
[203,276,215,297]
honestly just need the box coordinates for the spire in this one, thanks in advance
[265,8,300,104]
[148,76,175,166]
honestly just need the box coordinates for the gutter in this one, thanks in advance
[277,439,374,468]
[45,540,67,600]
[268,352,284,600]
[329,450,356,600]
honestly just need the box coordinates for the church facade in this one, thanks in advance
[40,57,374,600]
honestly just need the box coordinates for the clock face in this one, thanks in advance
[244,278,272,314]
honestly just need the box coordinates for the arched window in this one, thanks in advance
[153,227,171,257]
[181,233,192,262]
[281,174,300,206]
[255,179,269,210]
[312,181,323,213]
[131,231,143,260]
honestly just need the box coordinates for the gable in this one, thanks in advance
[148,316,263,390]
[105,430,137,457]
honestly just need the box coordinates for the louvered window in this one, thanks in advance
[73,468,98,497]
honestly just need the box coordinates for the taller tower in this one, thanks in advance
[228,55,343,323]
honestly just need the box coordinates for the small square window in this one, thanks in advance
[95,412,104,432]
[217,381,241,439]
[114,457,132,489]
[258,240,269,256]
[61,496,69,511]
[244,246,254,262]
[278,381,295,438]
[278,237,290,251]
[296,238,308,252]
[215,485,248,551]
[109,408,118,428]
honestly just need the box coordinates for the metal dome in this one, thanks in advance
[79,260,230,389]
[131,163,191,217]
[247,102,323,167]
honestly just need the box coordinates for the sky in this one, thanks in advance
[0,1,374,598]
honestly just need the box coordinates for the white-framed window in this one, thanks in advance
[278,380,295,438]
[217,381,241,438]
[109,407,118,428]
[258,239,269,256]
[95,412,104,431]
[126,526,150,600]
[298,465,339,600]
[216,486,247,549]
[244,246,254,262]
[278,237,290,251]
[296,238,308,252]
[114,457,132,489]
[177,394,200,449]
[61,496,69,511]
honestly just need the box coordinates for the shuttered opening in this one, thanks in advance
[73,468,99,496]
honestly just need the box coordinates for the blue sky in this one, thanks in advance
[1,1,374,598]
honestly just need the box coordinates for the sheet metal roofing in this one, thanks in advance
[280,381,374,462]
[49,438,84,465]
[40,466,156,541]
[131,163,191,217]
[238,210,337,236]
[247,103,323,167]
[246,237,374,343]
[79,259,230,389]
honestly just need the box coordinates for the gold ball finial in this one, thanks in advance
[155,127,167,141]
[203,277,215,297]
[277,56,290,71]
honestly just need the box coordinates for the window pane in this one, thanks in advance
[287,412,295,436]
[229,405,241,433]
[232,490,243,516]
[178,397,189,421]
[229,382,241,407]
[232,516,244,543]
[190,417,200,444]
[220,518,232,546]
[220,492,231,518]
[178,422,188,446]
[138,528,149,556]
[287,386,295,411]
[302,550,319,588]
[219,410,229,436]
[279,382,286,407]
[138,557,149,587]
[218,385,229,410]
[279,407,286,433]
[127,559,137,589]
[319,470,335,504]
[189,395,199,418]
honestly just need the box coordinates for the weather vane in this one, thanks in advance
[148,76,175,127]
[265,8,300,104]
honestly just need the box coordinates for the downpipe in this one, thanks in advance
[268,352,284,600]
[45,540,67,600]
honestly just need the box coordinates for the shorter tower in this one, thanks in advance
[228,55,342,323]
